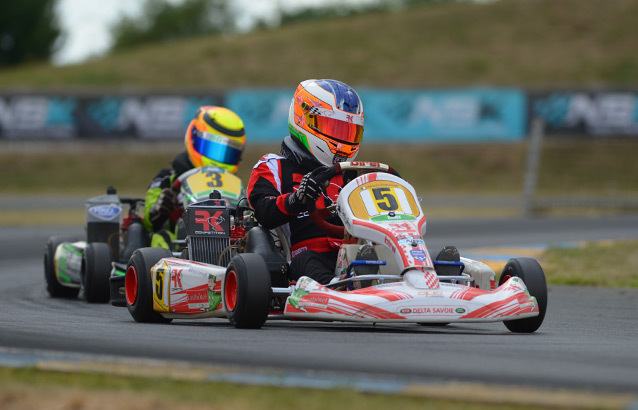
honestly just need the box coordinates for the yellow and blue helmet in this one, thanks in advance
[185,106,246,173]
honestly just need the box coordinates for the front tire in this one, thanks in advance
[499,257,548,333]
[83,242,112,303]
[44,236,81,298]
[126,248,173,323]
[223,254,271,329]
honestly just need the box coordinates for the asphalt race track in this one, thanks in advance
[1,215,638,397]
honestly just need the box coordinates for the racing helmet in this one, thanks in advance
[289,79,364,166]
[185,106,246,173]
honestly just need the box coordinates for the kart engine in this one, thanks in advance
[184,198,232,267]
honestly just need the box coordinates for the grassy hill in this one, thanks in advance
[1,0,637,216]
[1,0,637,88]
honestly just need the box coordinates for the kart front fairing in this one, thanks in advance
[284,172,539,324]
[177,166,244,207]
[284,273,539,323]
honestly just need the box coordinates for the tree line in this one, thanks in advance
[0,0,450,67]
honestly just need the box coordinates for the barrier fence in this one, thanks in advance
[2,88,637,141]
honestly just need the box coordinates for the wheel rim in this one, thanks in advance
[499,274,512,286]
[225,269,238,311]
[125,266,138,306]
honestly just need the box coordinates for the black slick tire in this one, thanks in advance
[223,253,271,329]
[499,257,548,333]
[83,242,112,303]
[126,247,173,323]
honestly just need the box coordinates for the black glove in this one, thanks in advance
[150,188,178,227]
[285,168,326,214]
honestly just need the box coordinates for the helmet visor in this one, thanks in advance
[191,129,244,166]
[307,114,363,144]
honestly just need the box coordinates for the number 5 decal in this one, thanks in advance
[155,267,165,300]
[360,186,413,217]
[372,187,399,211]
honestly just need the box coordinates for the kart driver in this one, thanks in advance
[247,79,364,285]
[143,106,247,249]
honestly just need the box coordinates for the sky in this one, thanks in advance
[53,0,379,66]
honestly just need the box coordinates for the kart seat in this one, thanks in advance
[244,226,289,287]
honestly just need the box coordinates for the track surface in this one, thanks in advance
[1,216,638,394]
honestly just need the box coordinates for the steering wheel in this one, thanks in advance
[307,162,401,237]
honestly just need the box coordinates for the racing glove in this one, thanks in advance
[284,168,326,214]
[149,188,178,228]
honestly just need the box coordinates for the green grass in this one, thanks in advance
[0,367,538,410]
[544,239,638,287]
[1,0,637,88]
[2,139,638,197]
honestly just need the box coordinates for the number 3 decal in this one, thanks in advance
[205,171,223,188]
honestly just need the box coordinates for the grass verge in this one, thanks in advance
[0,367,539,410]
[2,139,637,198]
[543,239,638,287]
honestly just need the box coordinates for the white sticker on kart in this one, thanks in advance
[360,186,413,217]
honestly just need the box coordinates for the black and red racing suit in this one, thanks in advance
[247,136,347,284]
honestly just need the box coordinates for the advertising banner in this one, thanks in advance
[0,95,77,139]
[225,88,294,143]
[530,91,638,136]
[226,88,527,142]
[10,88,638,140]
[358,88,526,142]
[0,93,223,139]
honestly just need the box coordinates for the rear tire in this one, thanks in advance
[83,242,112,303]
[126,248,173,323]
[499,257,547,333]
[44,236,81,298]
[223,254,271,329]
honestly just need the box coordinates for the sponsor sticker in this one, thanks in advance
[291,246,308,258]
[299,295,330,309]
[187,208,231,237]
[397,305,466,315]
[88,204,121,220]
[410,249,427,262]
[417,291,443,297]
[375,282,404,289]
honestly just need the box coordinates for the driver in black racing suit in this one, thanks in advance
[247,79,364,285]
[143,106,247,249]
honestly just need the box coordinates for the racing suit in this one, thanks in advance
[143,151,193,249]
[247,136,349,284]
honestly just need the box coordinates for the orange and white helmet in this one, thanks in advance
[289,79,364,166]
[185,106,246,173]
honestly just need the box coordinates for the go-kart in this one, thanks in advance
[43,187,146,303]
[44,165,244,304]
[108,166,246,307]
[122,162,547,333]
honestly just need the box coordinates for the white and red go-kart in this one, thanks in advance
[124,162,547,333]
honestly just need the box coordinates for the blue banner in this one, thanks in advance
[227,88,527,143]
[225,88,294,143]
[359,88,526,142]
[0,88,528,141]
